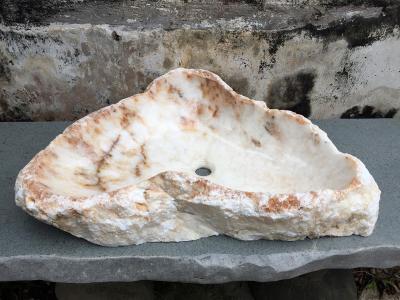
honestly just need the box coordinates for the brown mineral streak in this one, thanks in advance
[94,127,102,134]
[180,116,196,131]
[264,120,280,138]
[212,105,219,117]
[135,203,149,212]
[48,151,58,159]
[349,177,361,188]
[196,104,204,115]
[135,165,141,177]
[312,132,320,145]
[96,134,122,190]
[251,138,262,147]
[140,144,148,166]
[264,195,300,213]
[292,114,309,125]
[120,105,138,127]
[167,83,183,98]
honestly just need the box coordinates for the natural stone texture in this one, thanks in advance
[0,0,399,121]
[0,119,398,283]
[15,69,380,246]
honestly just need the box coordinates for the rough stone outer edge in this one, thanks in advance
[14,68,381,246]
[0,247,400,283]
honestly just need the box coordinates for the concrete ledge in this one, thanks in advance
[0,120,399,283]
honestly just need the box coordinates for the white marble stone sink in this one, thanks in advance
[15,68,381,246]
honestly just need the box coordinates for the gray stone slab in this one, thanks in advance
[0,119,399,283]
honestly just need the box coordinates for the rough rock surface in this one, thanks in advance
[1,0,399,121]
[15,68,380,246]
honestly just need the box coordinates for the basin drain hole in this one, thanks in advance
[195,167,212,176]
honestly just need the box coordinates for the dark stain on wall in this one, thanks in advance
[0,57,12,83]
[111,31,121,42]
[251,31,290,71]
[304,4,400,49]
[341,105,398,118]
[163,57,173,69]
[258,60,270,74]
[252,4,400,72]
[0,0,68,25]
[267,32,287,65]
[0,30,64,51]
[265,70,316,117]
[0,98,33,121]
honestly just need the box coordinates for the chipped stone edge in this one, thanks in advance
[0,246,400,283]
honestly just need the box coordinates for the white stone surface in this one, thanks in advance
[15,68,381,246]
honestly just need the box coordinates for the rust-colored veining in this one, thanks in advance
[167,84,176,95]
[349,177,361,188]
[166,83,183,99]
[210,105,219,118]
[263,195,300,213]
[335,190,346,200]
[245,192,261,206]
[120,105,139,128]
[193,180,211,196]
[200,78,235,112]
[140,144,148,165]
[135,165,141,177]
[147,90,155,100]
[234,108,241,120]
[135,202,149,212]
[291,114,309,125]
[94,127,102,135]
[196,104,204,115]
[180,116,196,131]
[97,134,122,190]
[133,144,150,176]
[65,135,79,147]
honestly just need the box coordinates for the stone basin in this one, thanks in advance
[1,119,397,283]
[15,68,380,246]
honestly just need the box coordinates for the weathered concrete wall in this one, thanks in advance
[0,0,399,121]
